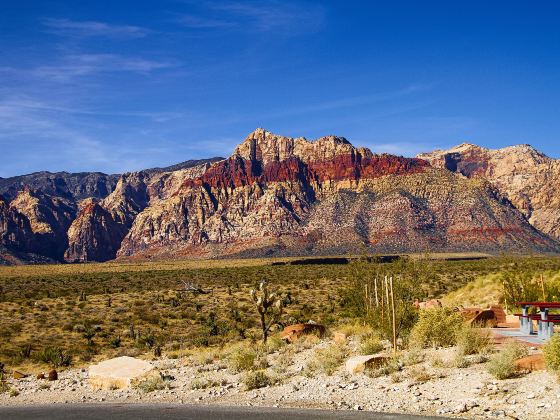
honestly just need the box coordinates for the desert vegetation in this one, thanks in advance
[0,254,559,376]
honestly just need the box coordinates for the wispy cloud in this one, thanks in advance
[42,18,150,39]
[0,96,182,176]
[32,53,174,81]
[178,0,325,35]
[0,97,185,122]
[256,84,433,120]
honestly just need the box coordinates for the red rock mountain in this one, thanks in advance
[418,143,560,241]
[117,129,557,259]
[1,130,558,264]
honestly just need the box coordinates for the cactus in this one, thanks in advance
[250,280,283,344]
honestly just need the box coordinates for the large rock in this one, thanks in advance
[280,323,326,343]
[345,354,390,374]
[514,354,545,372]
[88,356,160,390]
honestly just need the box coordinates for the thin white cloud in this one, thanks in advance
[42,18,150,39]
[257,84,433,120]
[179,0,325,35]
[32,54,174,81]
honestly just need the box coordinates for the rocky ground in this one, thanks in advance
[1,335,559,419]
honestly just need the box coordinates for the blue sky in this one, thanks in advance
[1,0,559,177]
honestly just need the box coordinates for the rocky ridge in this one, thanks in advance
[117,129,557,259]
[418,143,560,241]
[1,129,559,264]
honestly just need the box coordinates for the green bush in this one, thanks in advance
[136,375,167,393]
[305,344,347,376]
[242,370,271,390]
[359,333,384,355]
[36,346,72,368]
[409,307,464,348]
[226,344,256,373]
[457,327,492,356]
[543,334,560,373]
[487,340,528,380]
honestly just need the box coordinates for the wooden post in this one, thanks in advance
[364,283,369,316]
[374,277,379,307]
[390,276,397,353]
[381,277,385,323]
[541,274,546,302]
[384,276,390,314]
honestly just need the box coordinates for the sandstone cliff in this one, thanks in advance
[418,143,560,241]
[117,129,557,259]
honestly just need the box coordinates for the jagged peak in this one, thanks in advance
[419,142,552,163]
[235,128,359,164]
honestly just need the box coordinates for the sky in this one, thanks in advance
[1,0,560,177]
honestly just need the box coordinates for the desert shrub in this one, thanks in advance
[487,340,528,380]
[401,348,425,366]
[190,376,226,390]
[136,375,167,393]
[365,356,401,378]
[272,347,294,374]
[242,370,271,390]
[110,336,122,348]
[409,366,432,384]
[305,344,347,376]
[359,333,384,355]
[340,258,424,343]
[192,348,219,366]
[36,346,72,368]
[457,326,492,356]
[226,344,256,373]
[543,334,560,374]
[18,343,33,359]
[266,336,285,353]
[409,307,464,348]
[337,322,373,338]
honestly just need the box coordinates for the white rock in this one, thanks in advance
[88,356,160,391]
[345,354,388,374]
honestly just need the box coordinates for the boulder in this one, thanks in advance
[89,356,160,390]
[280,323,326,343]
[12,370,28,379]
[48,369,58,381]
[345,354,390,374]
[514,354,545,372]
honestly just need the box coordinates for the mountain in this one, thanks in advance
[418,143,560,241]
[0,158,223,263]
[64,158,222,262]
[117,129,557,259]
[0,130,558,264]
[0,171,120,203]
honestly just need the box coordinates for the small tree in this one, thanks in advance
[251,280,283,344]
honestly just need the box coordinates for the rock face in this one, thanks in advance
[0,198,37,259]
[0,171,119,202]
[418,143,560,241]
[1,129,559,264]
[64,199,128,263]
[118,129,557,259]
[9,188,76,260]
[64,159,219,262]
[88,356,160,390]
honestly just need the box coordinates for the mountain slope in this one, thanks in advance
[117,129,557,259]
[1,131,559,264]
[64,159,221,262]
[418,143,560,241]
[0,171,120,202]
